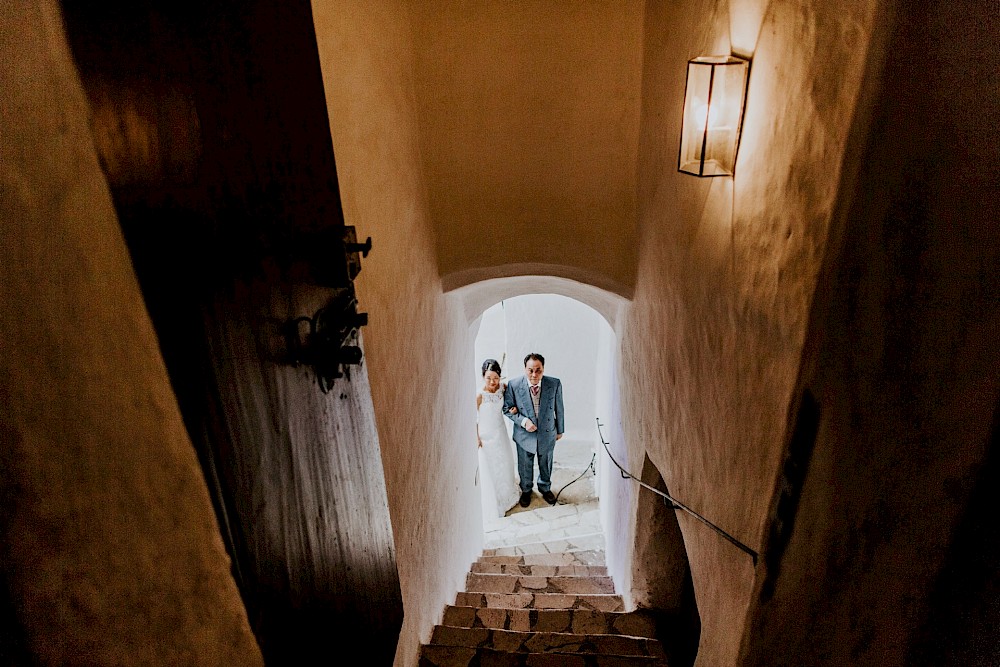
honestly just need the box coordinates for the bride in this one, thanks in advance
[476,359,521,520]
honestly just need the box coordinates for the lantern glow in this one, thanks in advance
[678,55,750,177]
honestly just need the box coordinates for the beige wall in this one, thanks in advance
[310,3,483,665]
[620,0,886,663]
[740,0,1000,662]
[409,1,644,297]
[0,2,262,663]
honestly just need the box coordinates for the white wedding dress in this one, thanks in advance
[477,388,521,521]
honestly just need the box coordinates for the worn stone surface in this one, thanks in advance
[443,605,478,628]
[442,606,658,640]
[524,551,607,567]
[486,533,606,558]
[419,646,666,667]
[480,550,606,568]
[472,563,609,577]
[467,574,616,596]
[456,592,626,613]
[608,614,658,641]
[419,645,476,667]
[430,627,664,658]
[430,526,667,666]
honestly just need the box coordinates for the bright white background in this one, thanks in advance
[472,294,614,446]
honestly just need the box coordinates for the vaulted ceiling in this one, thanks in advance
[405,2,645,294]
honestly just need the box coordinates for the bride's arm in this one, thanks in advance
[476,393,483,447]
[501,383,518,415]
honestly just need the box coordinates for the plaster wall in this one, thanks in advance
[0,3,261,663]
[597,340,638,609]
[473,302,508,380]
[593,315,618,514]
[620,0,886,663]
[740,0,1000,662]
[408,1,644,297]
[310,3,482,665]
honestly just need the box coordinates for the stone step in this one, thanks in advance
[471,562,609,577]
[465,573,615,595]
[478,549,606,567]
[484,508,603,550]
[483,532,606,557]
[483,529,605,551]
[456,591,625,612]
[441,606,660,639]
[428,625,667,659]
[419,645,668,666]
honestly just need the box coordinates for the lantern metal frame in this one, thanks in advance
[677,55,751,177]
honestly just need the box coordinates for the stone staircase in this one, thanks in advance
[419,531,671,666]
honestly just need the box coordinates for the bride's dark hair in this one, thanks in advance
[481,359,502,376]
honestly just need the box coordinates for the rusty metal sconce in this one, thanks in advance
[678,55,750,177]
[281,226,371,392]
[284,291,368,392]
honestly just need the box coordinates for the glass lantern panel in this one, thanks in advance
[678,61,714,175]
[678,56,749,177]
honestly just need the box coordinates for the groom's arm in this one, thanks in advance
[504,382,535,431]
[555,379,565,440]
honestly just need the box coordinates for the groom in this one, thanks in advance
[504,353,564,506]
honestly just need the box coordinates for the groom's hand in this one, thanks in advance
[556,434,563,440]
[524,420,537,433]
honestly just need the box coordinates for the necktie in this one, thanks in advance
[531,385,539,396]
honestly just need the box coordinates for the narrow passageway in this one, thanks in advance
[421,434,679,666]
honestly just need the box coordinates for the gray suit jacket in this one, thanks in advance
[503,375,564,455]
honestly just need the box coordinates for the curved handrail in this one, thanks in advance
[553,451,596,505]
[596,418,758,566]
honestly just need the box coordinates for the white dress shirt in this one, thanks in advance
[522,382,541,428]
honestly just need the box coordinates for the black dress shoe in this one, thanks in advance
[519,491,532,507]
[542,490,557,505]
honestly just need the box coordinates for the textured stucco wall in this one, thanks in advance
[310,3,483,666]
[620,0,885,663]
[740,0,1000,663]
[0,2,262,664]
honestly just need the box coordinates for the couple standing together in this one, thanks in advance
[477,353,565,517]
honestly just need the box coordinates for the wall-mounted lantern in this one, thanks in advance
[678,55,750,177]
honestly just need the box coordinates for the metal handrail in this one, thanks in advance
[596,418,758,566]
[553,451,596,505]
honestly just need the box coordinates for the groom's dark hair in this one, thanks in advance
[524,353,545,367]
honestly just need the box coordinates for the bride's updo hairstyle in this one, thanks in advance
[482,359,502,376]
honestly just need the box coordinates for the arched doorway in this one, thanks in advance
[471,294,615,531]
[448,273,635,572]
